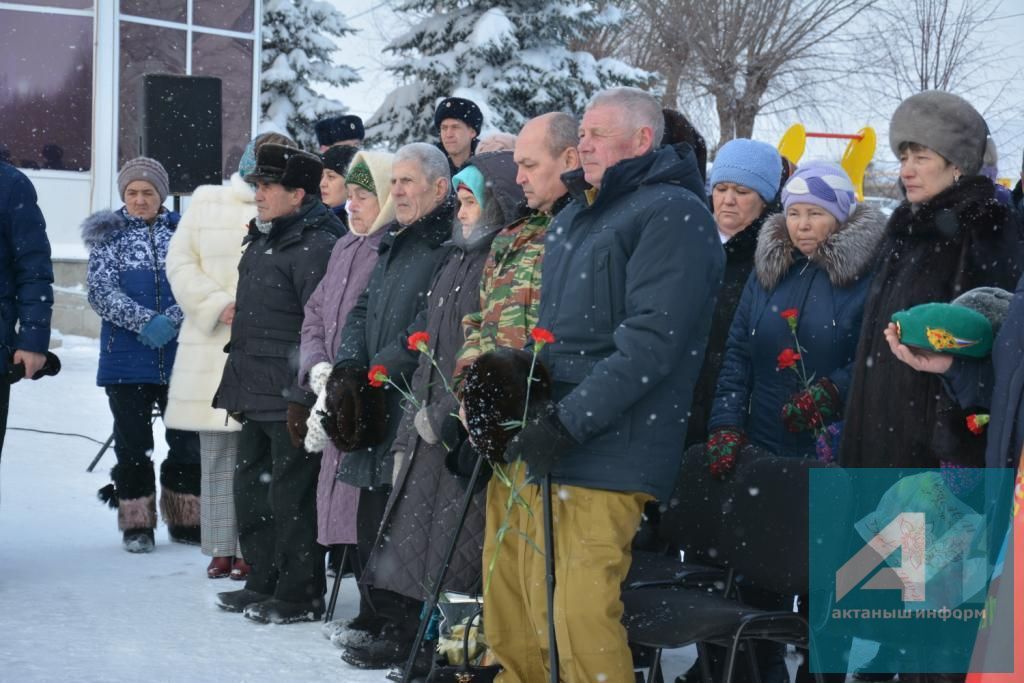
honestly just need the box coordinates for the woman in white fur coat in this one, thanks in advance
[165,132,292,580]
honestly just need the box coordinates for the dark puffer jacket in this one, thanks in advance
[214,199,343,420]
[0,162,52,375]
[841,176,1024,469]
[333,196,456,488]
[363,151,528,600]
[709,204,887,458]
[686,202,779,448]
[82,207,182,386]
[536,143,724,501]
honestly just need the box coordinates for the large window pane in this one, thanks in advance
[16,0,93,8]
[119,22,186,168]
[120,0,185,22]
[194,0,254,32]
[193,33,254,177]
[0,10,93,171]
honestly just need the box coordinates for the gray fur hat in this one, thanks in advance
[118,157,169,203]
[889,90,988,176]
[952,287,1014,336]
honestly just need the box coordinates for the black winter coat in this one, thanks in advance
[686,205,778,447]
[363,151,529,599]
[214,199,343,420]
[334,196,456,488]
[840,176,1024,469]
[537,144,724,501]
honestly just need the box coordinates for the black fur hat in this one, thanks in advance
[321,144,358,176]
[315,115,364,146]
[245,143,323,196]
[433,97,483,136]
[323,366,388,452]
[460,348,552,461]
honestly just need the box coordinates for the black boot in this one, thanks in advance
[159,460,201,545]
[99,460,157,553]
[341,621,415,669]
[243,597,324,624]
[216,588,271,613]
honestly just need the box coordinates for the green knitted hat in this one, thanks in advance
[346,158,375,195]
[891,302,993,358]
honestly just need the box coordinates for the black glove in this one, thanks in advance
[444,438,493,495]
[7,351,61,384]
[501,404,578,480]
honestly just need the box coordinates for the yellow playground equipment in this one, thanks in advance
[777,124,876,201]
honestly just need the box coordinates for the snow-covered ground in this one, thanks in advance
[0,336,704,681]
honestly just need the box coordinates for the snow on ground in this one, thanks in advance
[0,336,702,681]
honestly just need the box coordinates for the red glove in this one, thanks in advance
[706,427,746,480]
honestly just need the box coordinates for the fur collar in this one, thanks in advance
[889,175,1008,240]
[80,207,177,251]
[755,203,887,290]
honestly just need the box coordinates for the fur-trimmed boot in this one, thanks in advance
[159,460,201,545]
[98,460,157,553]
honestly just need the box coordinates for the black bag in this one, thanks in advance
[426,609,501,683]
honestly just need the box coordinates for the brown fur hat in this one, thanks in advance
[324,365,388,451]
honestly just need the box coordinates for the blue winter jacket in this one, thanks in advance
[709,205,886,458]
[82,207,183,386]
[537,144,724,501]
[0,162,53,374]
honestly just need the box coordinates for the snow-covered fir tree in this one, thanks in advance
[261,0,359,149]
[366,1,657,144]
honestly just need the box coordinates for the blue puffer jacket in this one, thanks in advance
[82,207,183,386]
[537,144,724,501]
[709,204,886,457]
[0,162,53,374]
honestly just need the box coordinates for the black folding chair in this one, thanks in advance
[624,448,852,683]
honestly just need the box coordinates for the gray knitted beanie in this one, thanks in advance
[117,157,170,203]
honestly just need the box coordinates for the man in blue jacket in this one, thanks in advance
[0,161,54,458]
[492,87,725,681]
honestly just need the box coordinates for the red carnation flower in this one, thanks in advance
[966,413,990,436]
[530,327,555,346]
[777,348,801,371]
[407,331,430,352]
[368,365,388,388]
[780,308,799,320]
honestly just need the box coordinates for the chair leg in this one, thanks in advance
[324,545,348,622]
[648,647,663,683]
[695,642,715,683]
[87,432,115,472]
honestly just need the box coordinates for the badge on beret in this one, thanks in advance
[891,302,993,359]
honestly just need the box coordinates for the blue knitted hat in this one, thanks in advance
[237,139,258,179]
[782,161,857,224]
[709,139,782,202]
[452,164,486,209]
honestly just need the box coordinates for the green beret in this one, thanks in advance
[892,302,993,358]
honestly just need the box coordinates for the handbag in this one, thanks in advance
[426,608,501,683]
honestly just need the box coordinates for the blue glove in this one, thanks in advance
[137,314,178,349]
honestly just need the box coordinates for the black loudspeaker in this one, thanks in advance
[141,74,222,194]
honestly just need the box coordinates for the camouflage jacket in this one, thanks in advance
[452,210,550,390]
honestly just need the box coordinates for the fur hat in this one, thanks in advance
[245,143,322,196]
[118,157,169,203]
[710,139,782,202]
[460,348,552,461]
[321,144,358,176]
[951,286,1013,337]
[323,366,388,452]
[433,97,483,136]
[315,115,364,146]
[888,90,988,176]
[662,109,707,182]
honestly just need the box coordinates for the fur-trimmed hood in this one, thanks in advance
[755,203,887,290]
[80,207,179,251]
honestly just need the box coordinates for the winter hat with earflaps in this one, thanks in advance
[709,138,782,203]
[345,150,395,234]
[433,97,484,136]
[244,143,322,196]
[782,161,858,224]
[888,90,988,176]
[118,157,170,203]
[891,285,1013,358]
[314,114,364,146]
